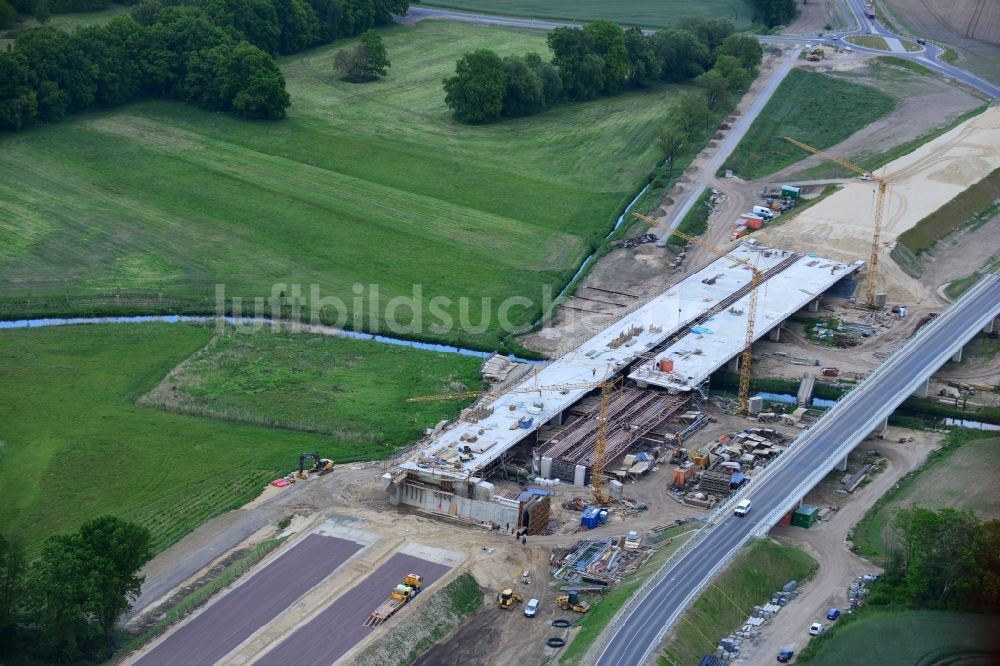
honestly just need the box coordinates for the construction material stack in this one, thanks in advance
[364,573,423,627]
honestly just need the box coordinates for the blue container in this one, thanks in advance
[580,506,600,529]
[518,417,534,429]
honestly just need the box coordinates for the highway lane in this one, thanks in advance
[132,534,362,666]
[256,552,452,665]
[597,273,1000,665]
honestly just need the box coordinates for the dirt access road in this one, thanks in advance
[741,431,940,664]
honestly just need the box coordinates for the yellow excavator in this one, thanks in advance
[555,591,591,613]
[294,452,334,480]
[497,588,525,610]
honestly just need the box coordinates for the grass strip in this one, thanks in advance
[658,539,818,665]
[896,167,1000,255]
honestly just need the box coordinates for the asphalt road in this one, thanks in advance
[256,552,452,665]
[133,534,362,666]
[405,4,1000,100]
[597,274,1000,665]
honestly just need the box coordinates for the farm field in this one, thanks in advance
[0,21,676,349]
[803,610,1000,665]
[883,0,1000,86]
[140,326,483,441]
[853,431,1000,559]
[421,0,753,29]
[719,69,896,179]
[0,324,476,553]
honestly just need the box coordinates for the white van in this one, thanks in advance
[752,205,775,219]
[734,499,752,517]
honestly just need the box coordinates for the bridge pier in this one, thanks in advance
[985,318,996,334]
[951,346,963,363]
[837,455,848,472]
[768,326,782,342]
[549,410,564,426]
[911,378,929,398]
[807,298,820,313]
[875,416,889,435]
[727,356,740,373]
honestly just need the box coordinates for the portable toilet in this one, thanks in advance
[598,509,608,526]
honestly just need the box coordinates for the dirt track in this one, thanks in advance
[130,534,362,666]
[741,432,940,664]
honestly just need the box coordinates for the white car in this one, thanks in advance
[524,598,540,617]
[734,499,752,517]
[809,622,825,636]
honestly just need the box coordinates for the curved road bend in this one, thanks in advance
[405,5,1000,100]
[597,273,1000,665]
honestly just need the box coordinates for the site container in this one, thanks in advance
[792,504,820,528]
[659,358,674,372]
[745,217,763,230]
[779,511,793,526]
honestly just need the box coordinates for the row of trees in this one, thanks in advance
[0,0,410,131]
[443,17,762,124]
[0,517,153,663]
[875,507,1000,613]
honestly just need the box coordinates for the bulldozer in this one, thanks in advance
[295,452,334,480]
[555,591,590,613]
[496,588,524,610]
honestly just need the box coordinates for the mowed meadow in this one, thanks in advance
[0,323,481,552]
[0,21,676,347]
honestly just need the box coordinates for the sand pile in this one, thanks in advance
[757,106,1000,302]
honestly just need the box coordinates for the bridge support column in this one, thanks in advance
[911,379,929,398]
[837,455,849,472]
[727,356,740,373]
[807,298,820,313]
[875,416,889,435]
[985,318,996,334]
[549,410,564,427]
[768,326,781,342]
[951,346,963,363]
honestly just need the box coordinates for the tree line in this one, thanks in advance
[0,0,410,131]
[443,17,762,124]
[874,506,1000,613]
[0,517,153,663]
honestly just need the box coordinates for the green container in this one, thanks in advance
[792,504,820,528]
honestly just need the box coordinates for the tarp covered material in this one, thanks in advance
[691,325,714,334]
[271,478,290,487]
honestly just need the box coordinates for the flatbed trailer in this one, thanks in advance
[363,573,423,627]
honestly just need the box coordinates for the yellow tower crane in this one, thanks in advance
[784,136,890,309]
[632,212,761,414]
[407,376,621,506]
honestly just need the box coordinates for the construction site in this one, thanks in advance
[118,32,1000,666]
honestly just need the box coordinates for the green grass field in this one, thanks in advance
[853,430,999,560]
[845,35,890,50]
[0,324,476,553]
[799,610,1000,665]
[141,326,483,441]
[658,539,818,665]
[720,69,896,179]
[422,1,753,29]
[0,21,677,348]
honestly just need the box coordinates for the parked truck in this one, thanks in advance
[364,573,423,626]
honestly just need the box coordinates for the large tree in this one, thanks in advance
[501,54,544,117]
[624,26,658,86]
[0,534,26,653]
[651,28,711,82]
[749,0,797,28]
[716,33,763,72]
[696,68,729,110]
[443,48,505,123]
[31,517,151,660]
[335,28,390,82]
[0,51,38,130]
[582,19,627,94]
[657,127,684,176]
[677,16,735,51]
